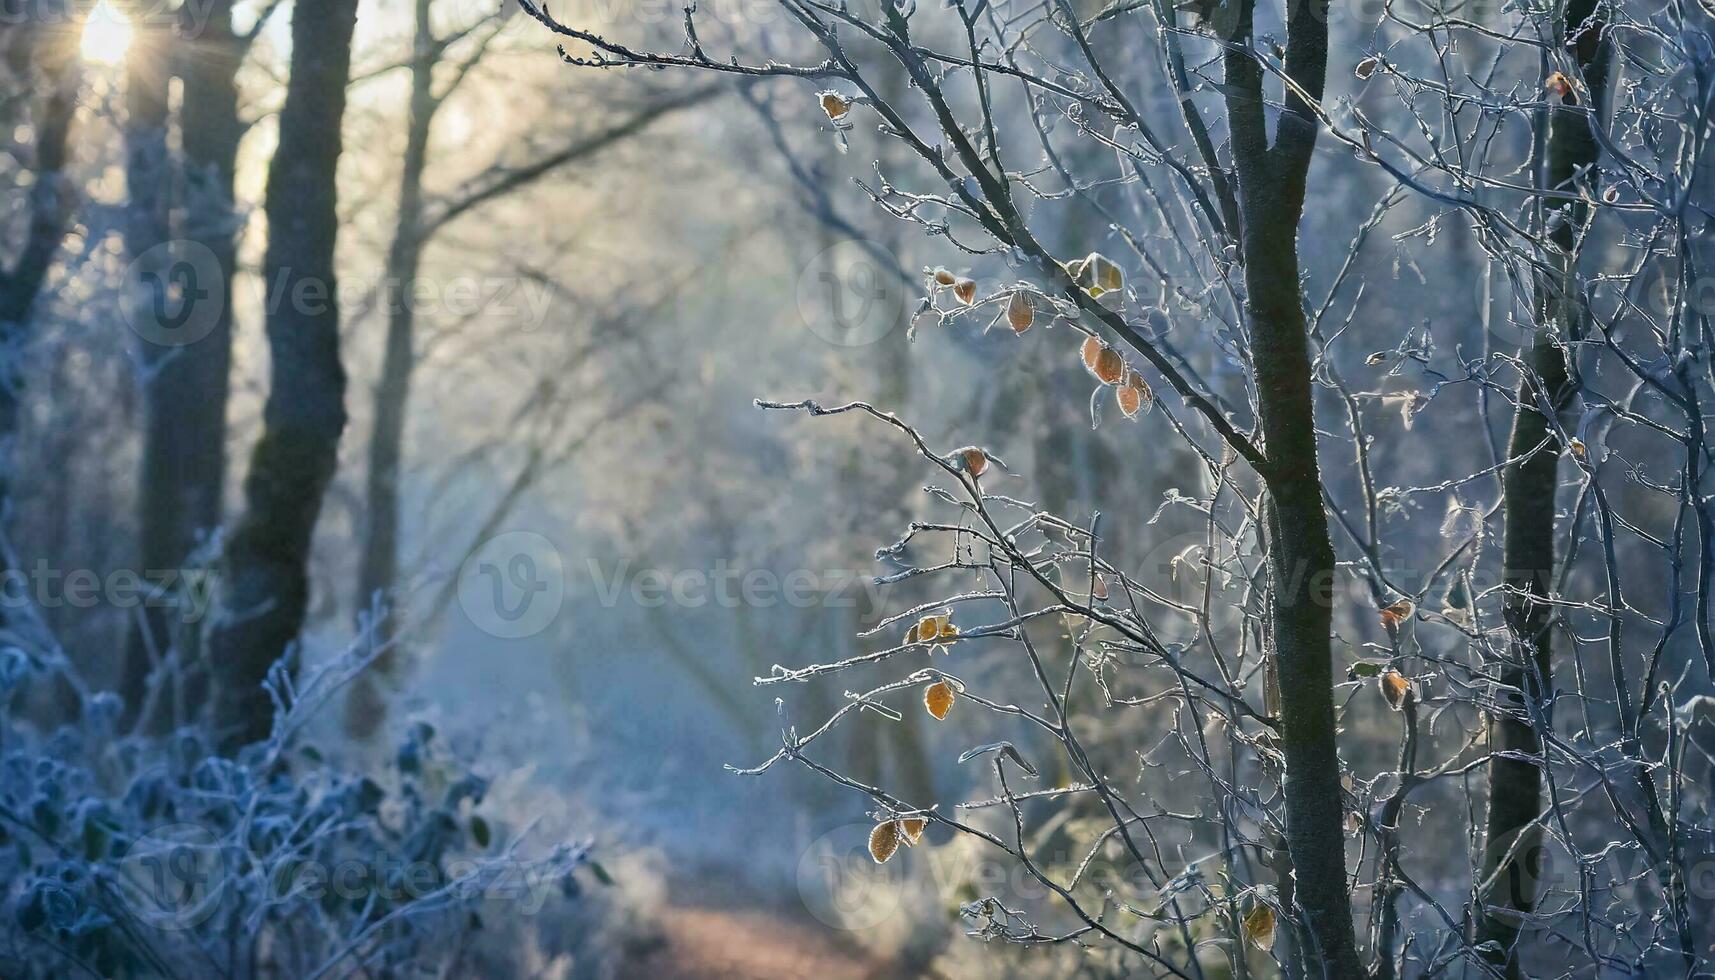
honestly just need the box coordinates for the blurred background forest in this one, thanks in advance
[1,0,1712,975]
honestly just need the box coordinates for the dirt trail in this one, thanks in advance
[621,905,896,980]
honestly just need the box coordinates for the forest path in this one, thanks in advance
[620,904,900,979]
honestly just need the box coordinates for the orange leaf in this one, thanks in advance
[1379,598,1414,629]
[1006,290,1034,334]
[1117,380,1142,418]
[1081,335,1103,372]
[925,680,955,720]
[1379,668,1413,711]
[1545,71,1577,104]
[961,447,989,477]
[1092,347,1125,385]
[953,277,977,305]
[819,92,851,119]
[917,615,940,643]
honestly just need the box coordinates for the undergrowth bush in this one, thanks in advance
[0,641,593,978]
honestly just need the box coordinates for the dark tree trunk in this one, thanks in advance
[1221,0,1361,972]
[129,0,243,726]
[345,0,434,737]
[1478,1,1608,971]
[208,0,358,751]
[122,0,244,730]
[119,26,173,720]
[0,21,77,551]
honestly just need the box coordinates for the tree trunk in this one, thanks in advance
[345,0,434,737]
[120,17,172,713]
[120,7,241,727]
[208,0,358,751]
[122,0,243,730]
[1478,1,1607,970]
[1222,0,1361,971]
[0,22,76,555]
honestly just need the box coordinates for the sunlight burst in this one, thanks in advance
[79,0,132,66]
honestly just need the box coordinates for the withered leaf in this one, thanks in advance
[925,680,955,720]
[868,820,901,863]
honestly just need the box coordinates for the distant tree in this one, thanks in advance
[1479,0,1613,970]
[345,0,715,735]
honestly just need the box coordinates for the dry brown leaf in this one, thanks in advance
[925,680,955,720]
[819,91,851,120]
[1355,56,1379,79]
[1243,902,1276,951]
[1006,290,1035,334]
[1379,668,1413,711]
[1379,598,1414,629]
[868,820,901,863]
[961,447,989,477]
[1545,71,1577,104]
[937,620,959,639]
[898,816,927,845]
[1093,347,1125,385]
[1071,252,1124,297]
[932,267,958,286]
[1117,379,1142,418]
[1081,335,1102,372]
[953,277,978,305]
